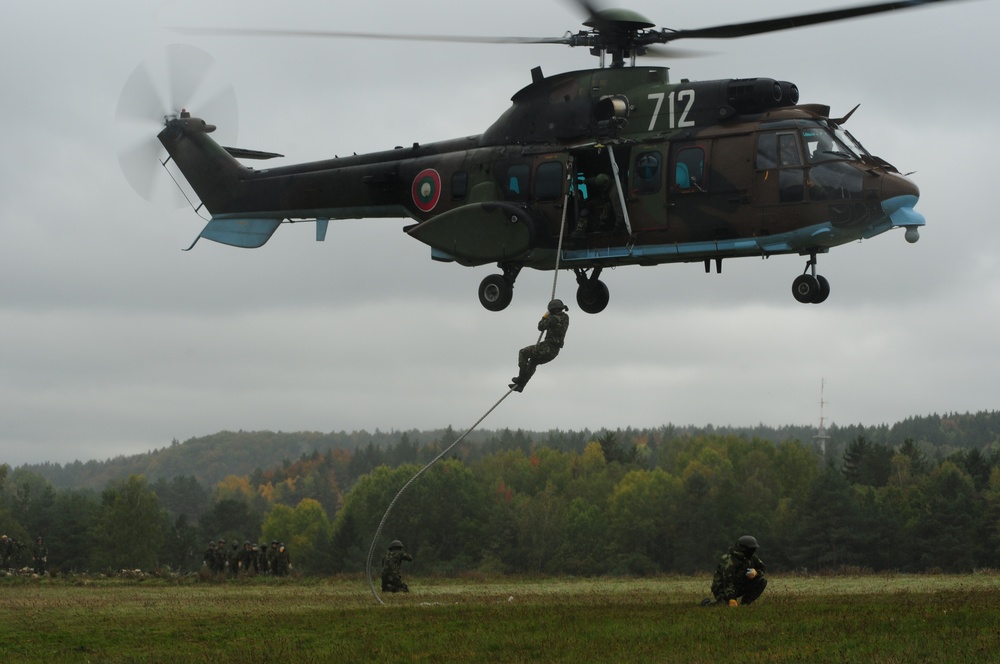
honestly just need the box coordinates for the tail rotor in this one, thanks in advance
[115,43,238,206]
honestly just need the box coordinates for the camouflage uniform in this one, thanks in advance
[239,542,255,576]
[32,537,48,575]
[380,541,413,593]
[710,537,767,606]
[227,542,240,576]
[203,542,217,572]
[510,302,569,392]
[266,541,279,574]
[0,535,10,569]
[273,543,290,576]
[213,539,227,574]
[258,544,269,574]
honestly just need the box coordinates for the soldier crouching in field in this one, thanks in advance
[702,535,767,607]
[381,540,413,593]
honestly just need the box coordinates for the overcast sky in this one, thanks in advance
[2,0,997,466]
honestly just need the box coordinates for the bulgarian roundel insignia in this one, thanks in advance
[412,168,442,212]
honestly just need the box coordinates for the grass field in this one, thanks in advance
[1,573,997,662]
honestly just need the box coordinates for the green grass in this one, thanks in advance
[0,574,997,662]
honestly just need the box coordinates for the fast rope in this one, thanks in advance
[365,388,514,604]
[366,167,573,604]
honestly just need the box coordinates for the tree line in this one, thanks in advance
[2,420,999,576]
[22,410,1000,492]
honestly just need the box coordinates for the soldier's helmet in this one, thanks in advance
[389,540,404,550]
[547,299,569,313]
[737,535,759,556]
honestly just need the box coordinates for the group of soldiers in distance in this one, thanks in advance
[1,534,47,575]
[203,539,290,577]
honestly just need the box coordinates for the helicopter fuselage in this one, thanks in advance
[159,65,923,313]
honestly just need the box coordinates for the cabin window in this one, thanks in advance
[756,131,802,169]
[451,171,468,200]
[502,163,531,201]
[778,134,801,167]
[674,147,704,190]
[534,161,564,201]
[756,133,777,169]
[757,131,804,202]
[633,151,662,195]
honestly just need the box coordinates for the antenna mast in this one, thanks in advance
[814,378,830,454]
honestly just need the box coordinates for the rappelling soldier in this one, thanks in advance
[510,299,570,392]
[380,540,413,593]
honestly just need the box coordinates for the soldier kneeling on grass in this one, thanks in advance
[701,535,767,607]
[381,540,413,593]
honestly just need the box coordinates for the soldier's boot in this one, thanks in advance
[509,365,533,392]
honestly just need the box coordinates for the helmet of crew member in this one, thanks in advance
[736,535,759,556]
[389,540,404,550]
[547,299,568,313]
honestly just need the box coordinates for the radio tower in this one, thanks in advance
[813,378,830,454]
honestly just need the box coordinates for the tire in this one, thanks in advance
[478,274,513,311]
[576,279,610,314]
[813,275,831,304]
[792,274,820,304]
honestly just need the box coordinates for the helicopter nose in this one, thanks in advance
[880,172,924,242]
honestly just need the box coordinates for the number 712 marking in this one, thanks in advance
[647,90,696,131]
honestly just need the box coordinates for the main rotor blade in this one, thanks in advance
[659,0,963,43]
[173,26,571,46]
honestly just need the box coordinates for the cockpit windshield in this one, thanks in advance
[834,126,871,159]
[801,124,859,163]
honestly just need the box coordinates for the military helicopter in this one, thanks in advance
[129,0,956,313]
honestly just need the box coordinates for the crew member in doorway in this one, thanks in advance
[509,299,570,393]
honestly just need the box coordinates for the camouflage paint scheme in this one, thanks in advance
[158,10,928,313]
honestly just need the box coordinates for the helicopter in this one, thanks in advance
[132,0,957,314]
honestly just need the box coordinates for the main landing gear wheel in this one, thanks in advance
[792,255,831,304]
[575,268,610,314]
[478,274,513,311]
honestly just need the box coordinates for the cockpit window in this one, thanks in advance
[802,126,858,163]
[837,127,871,158]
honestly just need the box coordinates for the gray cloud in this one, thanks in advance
[1,0,997,466]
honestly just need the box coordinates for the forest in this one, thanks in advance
[1,410,999,576]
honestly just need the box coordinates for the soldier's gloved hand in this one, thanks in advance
[746,568,758,580]
[728,599,738,608]
[542,312,549,318]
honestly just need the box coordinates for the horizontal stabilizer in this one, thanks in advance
[222,146,284,160]
[187,218,282,250]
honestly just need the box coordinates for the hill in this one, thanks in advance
[17,411,1000,491]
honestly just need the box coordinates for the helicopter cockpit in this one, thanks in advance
[801,123,870,164]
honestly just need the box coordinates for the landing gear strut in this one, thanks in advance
[575,267,610,314]
[478,263,521,312]
[792,253,830,304]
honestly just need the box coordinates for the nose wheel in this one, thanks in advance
[792,254,830,304]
